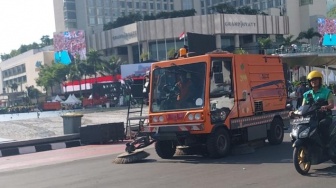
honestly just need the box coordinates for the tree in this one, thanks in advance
[86,49,105,83]
[101,55,125,81]
[167,48,176,59]
[282,35,297,46]
[297,28,322,44]
[26,86,40,105]
[258,37,273,54]
[211,3,237,14]
[10,83,18,92]
[237,6,259,15]
[40,35,52,47]
[140,52,150,62]
[233,48,248,54]
[36,65,57,96]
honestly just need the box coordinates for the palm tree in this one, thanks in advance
[101,55,125,81]
[86,49,105,83]
[297,28,322,44]
[258,37,272,54]
[282,35,297,46]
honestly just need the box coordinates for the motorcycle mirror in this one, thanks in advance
[286,103,292,110]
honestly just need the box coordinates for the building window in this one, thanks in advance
[182,0,193,10]
[267,0,274,8]
[245,0,251,4]
[88,8,95,16]
[97,8,103,16]
[142,2,147,9]
[136,2,140,9]
[96,0,103,7]
[157,3,161,9]
[88,0,95,6]
[260,1,266,10]
[150,3,154,9]
[299,0,313,6]
[89,17,96,25]
[127,1,132,8]
[104,0,110,7]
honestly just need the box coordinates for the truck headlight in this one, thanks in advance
[299,127,310,138]
[194,113,201,120]
[153,116,158,123]
[159,116,164,122]
[188,113,194,120]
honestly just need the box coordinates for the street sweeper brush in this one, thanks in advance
[113,149,150,164]
[113,135,155,164]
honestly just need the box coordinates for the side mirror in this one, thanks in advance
[286,103,293,110]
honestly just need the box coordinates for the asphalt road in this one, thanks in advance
[1,133,336,188]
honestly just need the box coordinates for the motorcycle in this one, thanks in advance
[290,98,336,175]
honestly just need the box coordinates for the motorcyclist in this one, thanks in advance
[289,70,334,146]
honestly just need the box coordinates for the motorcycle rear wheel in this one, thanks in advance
[293,146,311,175]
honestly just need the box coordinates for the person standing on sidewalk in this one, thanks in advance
[296,82,308,109]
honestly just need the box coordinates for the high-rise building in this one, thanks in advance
[54,0,176,34]
[54,0,326,38]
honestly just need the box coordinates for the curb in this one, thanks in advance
[0,140,81,157]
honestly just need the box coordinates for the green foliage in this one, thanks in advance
[167,48,176,59]
[297,28,322,43]
[211,3,265,15]
[10,83,18,92]
[140,52,150,61]
[103,9,197,30]
[100,55,125,76]
[233,48,248,54]
[258,37,272,49]
[327,6,336,19]
[0,35,53,61]
[26,85,41,104]
[281,35,297,46]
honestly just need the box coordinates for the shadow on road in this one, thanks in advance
[145,141,294,165]
[308,165,336,178]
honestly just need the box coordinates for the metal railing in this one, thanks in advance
[264,45,336,55]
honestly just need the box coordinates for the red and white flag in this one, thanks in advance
[179,32,186,40]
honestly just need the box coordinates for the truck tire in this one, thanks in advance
[155,140,176,159]
[207,128,231,158]
[267,118,284,145]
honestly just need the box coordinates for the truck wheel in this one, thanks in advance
[155,140,176,159]
[207,128,231,158]
[267,118,284,145]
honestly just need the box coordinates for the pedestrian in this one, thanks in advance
[291,44,298,53]
[296,82,308,109]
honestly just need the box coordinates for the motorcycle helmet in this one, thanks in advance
[307,70,323,88]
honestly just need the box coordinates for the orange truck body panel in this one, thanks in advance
[146,53,288,135]
[42,102,61,111]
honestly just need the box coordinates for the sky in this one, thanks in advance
[0,0,55,55]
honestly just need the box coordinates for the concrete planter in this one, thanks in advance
[61,113,84,134]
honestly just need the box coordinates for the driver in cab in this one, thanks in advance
[289,70,334,145]
[175,73,194,107]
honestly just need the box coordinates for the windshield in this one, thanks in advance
[150,62,206,112]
